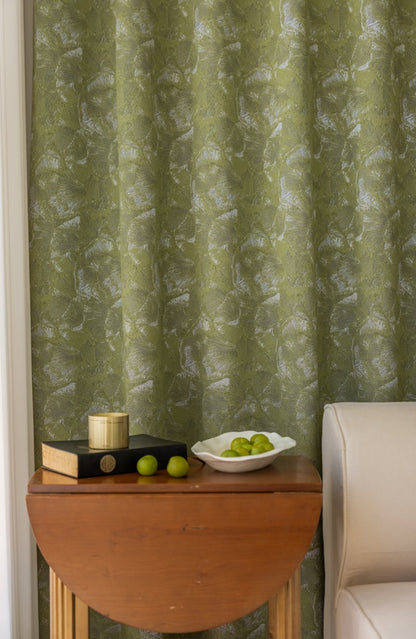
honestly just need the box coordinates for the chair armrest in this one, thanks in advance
[322,401,416,639]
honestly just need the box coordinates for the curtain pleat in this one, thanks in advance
[29,1,416,638]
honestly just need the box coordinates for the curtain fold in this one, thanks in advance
[29,1,416,638]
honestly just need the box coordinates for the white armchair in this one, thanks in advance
[322,402,416,639]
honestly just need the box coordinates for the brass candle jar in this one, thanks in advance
[88,412,129,450]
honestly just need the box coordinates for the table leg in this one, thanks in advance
[268,566,301,639]
[50,568,89,639]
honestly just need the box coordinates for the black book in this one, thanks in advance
[42,434,188,478]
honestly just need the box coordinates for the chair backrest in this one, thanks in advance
[322,402,416,639]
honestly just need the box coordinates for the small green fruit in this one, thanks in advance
[136,454,158,476]
[220,449,239,457]
[167,456,189,478]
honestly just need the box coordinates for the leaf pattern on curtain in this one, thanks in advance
[29,1,416,638]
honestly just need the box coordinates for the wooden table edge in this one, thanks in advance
[27,454,322,494]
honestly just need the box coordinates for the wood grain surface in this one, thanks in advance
[28,455,321,494]
[26,456,322,633]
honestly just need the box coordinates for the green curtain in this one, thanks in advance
[29,1,416,638]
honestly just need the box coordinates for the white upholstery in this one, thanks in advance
[322,402,416,639]
[336,583,416,639]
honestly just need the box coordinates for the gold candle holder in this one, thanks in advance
[88,412,129,450]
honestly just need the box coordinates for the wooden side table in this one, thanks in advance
[26,455,322,639]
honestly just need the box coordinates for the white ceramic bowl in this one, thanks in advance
[191,430,296,473]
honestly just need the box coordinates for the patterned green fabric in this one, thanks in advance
[29,1,416,638]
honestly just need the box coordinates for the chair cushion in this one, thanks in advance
[336,582,416,639]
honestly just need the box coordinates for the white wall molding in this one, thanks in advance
[0,0,38,637]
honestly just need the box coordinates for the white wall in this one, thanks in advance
[0,0,38,637]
